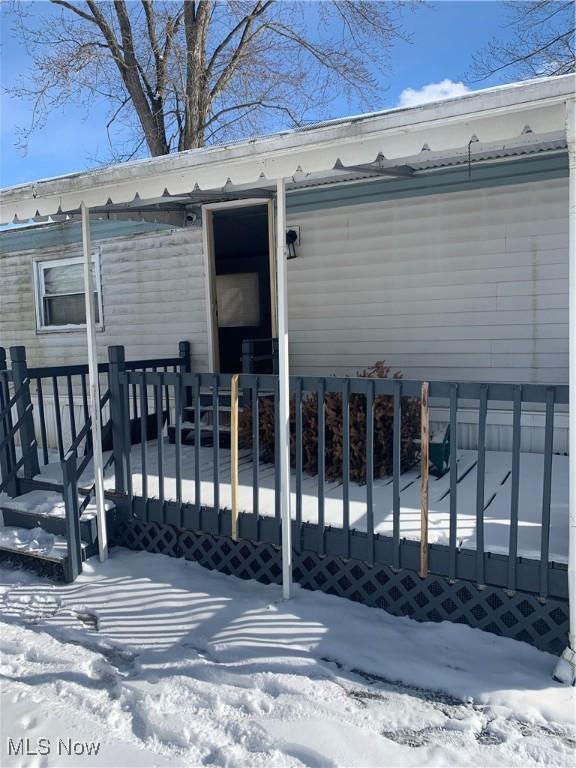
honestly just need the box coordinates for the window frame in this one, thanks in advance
[33,251,104,333]
[215,271,261,328]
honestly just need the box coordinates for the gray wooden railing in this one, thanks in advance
[0,344,568,597]
[113,369,568,600]
[0,347,39,495]
[60,388,115,581]
[24,342,191,466]
[0,343,192,581]
[241,338,278,375]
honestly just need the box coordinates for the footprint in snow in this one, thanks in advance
[18,714,39,731]
[71,608,100,631]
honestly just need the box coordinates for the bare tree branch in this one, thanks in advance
[469,0,575,82]
[207,0,273,75]
[50,0,98,25]
[6,0,413,161]
[205,99,300,128]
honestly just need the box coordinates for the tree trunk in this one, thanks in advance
[182,1,209,151]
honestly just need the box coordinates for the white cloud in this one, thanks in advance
[397,79,471,108]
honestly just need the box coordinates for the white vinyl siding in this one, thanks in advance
[0,174,568,453]
[286,176,568,383]
[0,226,208,371]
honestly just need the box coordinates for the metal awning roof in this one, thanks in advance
[1,73,573,224]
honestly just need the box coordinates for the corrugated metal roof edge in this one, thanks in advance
[1,73,573,196]
[1,151,568,252]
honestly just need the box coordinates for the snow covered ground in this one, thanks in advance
[1,549,574,767]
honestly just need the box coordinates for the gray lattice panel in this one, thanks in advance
[112,520,568,655]
[292,551,569,655]
[110,498,568,599]
[112,520,181,558]
[178,530,284,584]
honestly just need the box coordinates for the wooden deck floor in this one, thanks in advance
[34,438,570,564]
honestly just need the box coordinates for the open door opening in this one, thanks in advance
[209,203,275,373]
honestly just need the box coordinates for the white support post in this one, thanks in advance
[554,98,576,685]
[276,177,293,599]
[81,202,108,562]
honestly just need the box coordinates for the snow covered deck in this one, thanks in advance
[37,439,569,564]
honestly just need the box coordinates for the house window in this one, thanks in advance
[216,272,260,327]
[34,254,103,331]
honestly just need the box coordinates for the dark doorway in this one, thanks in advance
[212,204,273,373]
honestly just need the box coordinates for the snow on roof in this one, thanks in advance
[1,73,573,224]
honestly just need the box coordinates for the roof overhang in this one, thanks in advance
[1,74,574,225]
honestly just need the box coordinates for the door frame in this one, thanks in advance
[201,198,277,372]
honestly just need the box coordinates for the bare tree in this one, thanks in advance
[5,0,414,162]
[469,1,575,83]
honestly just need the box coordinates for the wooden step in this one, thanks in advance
[0,525,92,582]
[0,490,113,548]
[199,391,232,408]
[191,389,273,410]
[173,420,231,433]
[184,403,239,417]
[167,423,231,448]
[0,506,98,546]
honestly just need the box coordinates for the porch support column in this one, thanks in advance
[80,202,108,562]
[276,177,293,599]
[555,98,576,685]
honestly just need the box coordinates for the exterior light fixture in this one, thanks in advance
[286,228,298,259]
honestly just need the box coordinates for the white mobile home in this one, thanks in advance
[0,74,574,660]
[1,75,572,451]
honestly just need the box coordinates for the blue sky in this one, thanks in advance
[1,1,515,188]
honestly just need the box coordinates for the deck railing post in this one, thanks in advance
[276,176,293,599]
[419,381,430,578]
[10,346,39,479]
[0,348,16,467]
[241,339,252,375]
[241,340,252,409]
[271,338,279,375]
[108,345,126,493]
[179,341,192,408]
[0,347,17,496]
[230,373,240,540]
[62,451,83,582]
